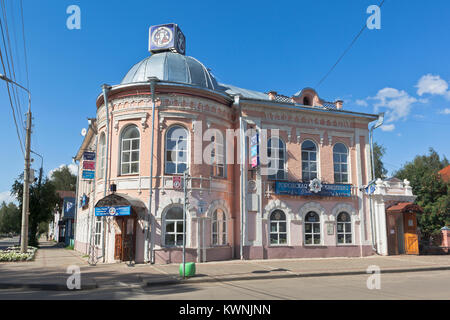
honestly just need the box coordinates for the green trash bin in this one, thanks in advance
[179,262,196,277]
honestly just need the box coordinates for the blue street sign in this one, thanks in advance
[83,152,96,161]
[82,170,95,180]
[95,206,131,217]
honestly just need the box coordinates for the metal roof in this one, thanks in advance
[121,52,219,90]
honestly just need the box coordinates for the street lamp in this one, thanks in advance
[0,73,32,253]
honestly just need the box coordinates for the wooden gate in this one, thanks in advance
[403,211,419,255]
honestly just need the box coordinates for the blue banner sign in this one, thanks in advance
[275,181,352,197]
[83,152,96,161]
[82,170,95,180]
[250,133,259,168]
[95,206,131,217]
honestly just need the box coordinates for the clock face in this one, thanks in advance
[152,26,173,47]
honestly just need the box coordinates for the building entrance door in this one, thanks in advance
[387,213,399,255]
[114,216,136,261]
[403,211,419,255]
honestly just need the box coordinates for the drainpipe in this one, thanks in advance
[72,156,80,248]
[101,84,111,263]
[146,77,159,264]
[369,112,384,253]
[236,95,244,260]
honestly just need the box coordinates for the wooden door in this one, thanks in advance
[122,217,136,262]
[387,213,399,255]
[114,233,123,260]
[403,212,419,255]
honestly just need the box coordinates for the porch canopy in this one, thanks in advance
[94,193,146,217]
[387,202,423,214]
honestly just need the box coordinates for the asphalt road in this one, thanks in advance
[0,235,19,250]
[0,269,448,300]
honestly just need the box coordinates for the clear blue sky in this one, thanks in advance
[1,0,449,202]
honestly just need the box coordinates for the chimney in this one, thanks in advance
[335,100,343,110]
[268,91,277,101]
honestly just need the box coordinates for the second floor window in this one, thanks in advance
[302,140,317,182]
[333,143,348,183]
[165,126,188,174]
[120,126,140,175]
[268,137,286,180]
[98,133,106,179]
[210,133,225,178]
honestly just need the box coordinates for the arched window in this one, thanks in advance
[98,133,106,179]
[304,211,320,245]
[165,126,188,174]
[303,96,311,106]
[268,137,287,180]
[212,208,227,245]
[120,126,140,175]
[337,212,352,244]
[333,143,348,183]
[269,210,287,245]
[164,206,184,246]
[302,140,317,182]
[210,132,225,178]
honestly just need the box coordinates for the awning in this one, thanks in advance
[94,193,146,217]
[387,202,423,214]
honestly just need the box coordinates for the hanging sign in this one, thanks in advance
[83,161,96,170]
[250,133,259,168]
[173,176,182,190]
[82,170,95,180]
[83,152,96,161]
[95,206,131,217]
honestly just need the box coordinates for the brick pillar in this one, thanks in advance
[441,228,450,247]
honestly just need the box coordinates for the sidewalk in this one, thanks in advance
[0,241,449,291]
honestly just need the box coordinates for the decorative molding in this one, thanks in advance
[331,203,357,218]
[112,112,148,132]
[297,128,324,146]
[328,131,355,147]
[205,199,230,219]
[263,199,294,220]
[298,202,326,222]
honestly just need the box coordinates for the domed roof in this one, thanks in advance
[121,52,219,90]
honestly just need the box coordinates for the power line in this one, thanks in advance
[19,0,29,90]
[315,0,386,88]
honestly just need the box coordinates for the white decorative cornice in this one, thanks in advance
[298,202,326,222]
[263,199,294,220]
[112,112,148,132]
[297,128,324,146]
[328,131,355,146]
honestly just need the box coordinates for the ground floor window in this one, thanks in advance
[164,206,184,246]
[212,209,227,246]
[270,210,287,245]
[337,212,352,244]
[304,211,320,245]
[94,217,102,246]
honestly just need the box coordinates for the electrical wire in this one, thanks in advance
[315,0,386,88]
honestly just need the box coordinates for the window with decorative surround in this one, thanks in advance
[270,210,287,245]
[302,140,318,182]
[165,126,188,175]
[98,133,106,179]
[337,212,352,244]
[212,209,227,245]
[94,217,102,246]
[210,133,225,178]
[164,207,184,246]
[333,143,348,183]
[304,211,320,245]
[268,137,287,180]
[120,126,140,175]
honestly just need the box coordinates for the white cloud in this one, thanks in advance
[0,191,17,205]
[48,163,79,179]
[416,74,449,96]
[355,99,368,107]
[380,124,395,132]
[369,87,419,123]
[439,108,450,115]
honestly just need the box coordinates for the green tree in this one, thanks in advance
[373,142,388,180]
[12,173,59,247]
[50,166,77,191]
[0,201,21,234]
[394,148,450,242]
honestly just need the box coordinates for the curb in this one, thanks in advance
[0,281,98,291]
[141,265,450,287]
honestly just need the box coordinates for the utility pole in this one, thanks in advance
[20,109,32,253]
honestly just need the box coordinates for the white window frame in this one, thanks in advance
[120,125,140,175]
[165,125,189,175]
[268,137,287,180]
[94,216,102,247]
[336,211,353,245]
[269,210,287,246]
[304,211,321,245]
[163,207,184,247]
[301,140,318,182]
[210,132,225,178]
[98,133,106,179]
[212,209,227,246]
[333,143,349,184]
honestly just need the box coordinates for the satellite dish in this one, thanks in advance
[81,128,87,136]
